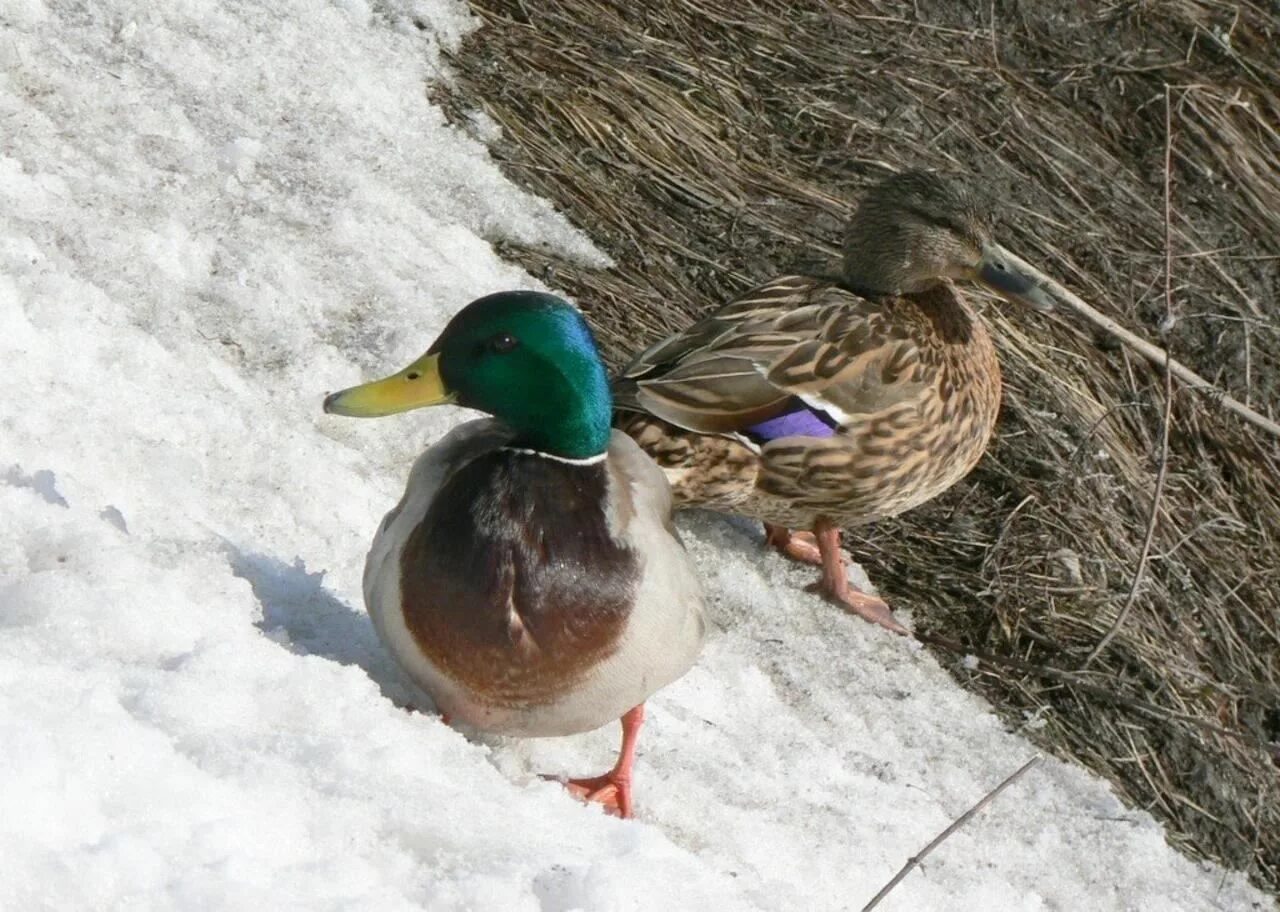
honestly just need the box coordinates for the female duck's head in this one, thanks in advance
[324,291,612,460]
[842,170,1055,312]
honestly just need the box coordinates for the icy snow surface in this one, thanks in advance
[0,2,1271,910]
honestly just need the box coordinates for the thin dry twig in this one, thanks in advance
[1004,252,1280,439]
[1081,85,1179,670]
[861,756,1042,912]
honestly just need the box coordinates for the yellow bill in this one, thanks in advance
[323,352,453,417]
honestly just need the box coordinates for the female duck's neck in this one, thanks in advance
[840,257,978,344]
[840,253,933,298]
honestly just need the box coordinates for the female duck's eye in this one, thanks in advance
[490,332,518,354]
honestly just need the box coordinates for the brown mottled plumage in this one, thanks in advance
[613,171,1053,633]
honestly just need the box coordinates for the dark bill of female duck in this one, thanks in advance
[973,243,1056,313]
[323,352,452,417]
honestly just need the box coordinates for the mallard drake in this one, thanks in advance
[325,291,706,817]
[613,171,1053,635]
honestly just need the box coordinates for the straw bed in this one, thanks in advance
[433,0,1280,892]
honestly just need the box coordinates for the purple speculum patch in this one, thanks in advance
[743,398,839,443]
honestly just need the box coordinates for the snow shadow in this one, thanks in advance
[4,464,70,507]
[226,547,421,708]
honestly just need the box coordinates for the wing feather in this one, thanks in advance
[614,276,935,434]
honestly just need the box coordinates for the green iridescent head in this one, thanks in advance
[324,291,612,460]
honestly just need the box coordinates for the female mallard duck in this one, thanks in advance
[325,291,706,817]
[613,171,1053,635]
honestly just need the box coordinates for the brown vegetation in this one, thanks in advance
[433,0,1280,893]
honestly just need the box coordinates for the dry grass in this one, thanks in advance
[432,0,1280,893]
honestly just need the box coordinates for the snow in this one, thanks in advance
[0,2,1270,910]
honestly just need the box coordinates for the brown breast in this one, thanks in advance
[398,450,638,709]
[841,284,1001,517]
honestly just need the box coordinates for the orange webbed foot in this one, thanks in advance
[808,518,909,636]
[764,522,824,566]
[544,704,645,819]
[561,771,632,818]
[804,578,907,635]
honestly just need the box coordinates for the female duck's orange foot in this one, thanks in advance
[764,522,823,566]
[808,518,909,636]
[805,578,907,635]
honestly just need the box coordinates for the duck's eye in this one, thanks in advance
[489,332,518,354]
[406,371,421,380]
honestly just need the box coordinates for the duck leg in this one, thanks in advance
[763,522,823,566]
[805,518,908,636]
[561,704,645,818]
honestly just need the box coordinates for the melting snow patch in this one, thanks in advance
[0,2,1270,911]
